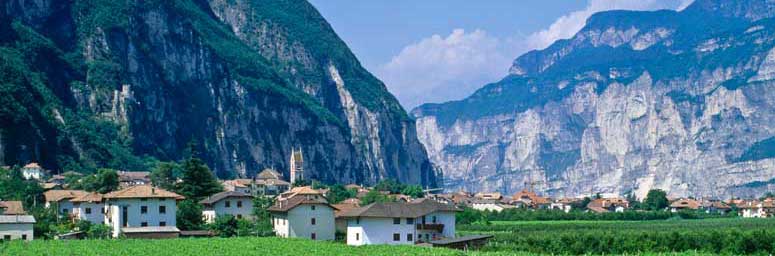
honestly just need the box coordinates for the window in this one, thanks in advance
[141,198,147,201]
[21,235,27,240]
[141,222,148,227]
[393,218,401,225]
[311,218,316,225]
[407,234,413,242]
[432,216,437,223]
[311,205,316,210]
[141,206,148,214]
[237,214,242,219]
[62,208,69,214]
[159,221,167,227]
[3,235,10,240]
[85,208,92,214]
[237,201,243,208]
[406,218,414,225]
[393,233,400,241]
[355,233,360,241]
[225,201,231,208]
[356,218,360,224]
[311,233,316,240]
[159,205,166,214]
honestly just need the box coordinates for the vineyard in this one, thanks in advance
[458,218,775,255]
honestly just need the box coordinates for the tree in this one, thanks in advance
[625,191,641,210]
[570,197,591,211]
[0,167,44,208]
[252,196,274,236]
[361,190,393,205]
[150,162,182,190]
[176,158,222,201]
[292,179,310,187]
[210,215,238,237]
[176,199,204,231]
[374,179,404,194]
[95,168,119,194]
[401,185,424,198]
[87,224,111,239]
[643,189,669,211]
[326,184,356,204]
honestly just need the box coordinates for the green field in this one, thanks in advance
[460,218,775,255]
[3,219,772,255]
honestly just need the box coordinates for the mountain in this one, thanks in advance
[0,0,437,186]
[412,0,775,199]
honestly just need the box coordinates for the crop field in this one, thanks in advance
[458,218,775,255]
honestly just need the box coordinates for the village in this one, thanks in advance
[2,154,775,248]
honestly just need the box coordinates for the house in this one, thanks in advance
[587,198,629,213]
[200,191,254,223]
[118,171,151,188]
[700,200,731,214]
[739,198,775,218]
[71,192,106,224]
[511,190,551,209]
[44,190,89,218]
[0,201,35,241]
[474,192,503,201]
[669,198,701,212]
[471,199,515,212]
[21,163,45,180]
[269,186,335,240]
[255,169,290,195]
[550,198,578,213]
[333,200,361,233]
[222,179,254,194]
[103,185,185,238]
[339,198,461,246]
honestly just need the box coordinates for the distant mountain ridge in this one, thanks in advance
[413,0,775,198]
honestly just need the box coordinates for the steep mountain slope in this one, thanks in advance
[413,0,775,198]
[0,0,437,186]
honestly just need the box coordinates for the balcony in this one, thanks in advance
[416,223,444,232]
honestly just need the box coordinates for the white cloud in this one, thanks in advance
[380,0,695,109]
[527,0,694,50]
[376,29,523,108]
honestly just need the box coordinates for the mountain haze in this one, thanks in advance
[413,0,775,198]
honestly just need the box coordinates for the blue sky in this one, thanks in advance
[309,0,694,109]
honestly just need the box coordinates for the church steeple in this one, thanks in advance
[290,148,304,186]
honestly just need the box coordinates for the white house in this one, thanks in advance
[71,192,106,224]
[739,199,775,218]
[471,199,515,212]
[0,201,35,241]
[338,198,460,246]
[117,171,151,188]
[200,191,254,223]
[269,187,335,240]
[44,190,89,218]
[21,163,45,180]
[103,185,184,238]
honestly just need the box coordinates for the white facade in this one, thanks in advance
[46,200,77,218]
[550,203,572,213]
[0,223,34,241]
[471,202,514,212]
[202,197,253,223]
[272,204,334,240]
[345,211,456,246]
[22,167,43,180]
[105,198,177,238]
[73,202,106,224]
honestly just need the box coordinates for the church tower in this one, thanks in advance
[289,148,304,185]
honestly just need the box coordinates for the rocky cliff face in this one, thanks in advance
[413,0,775,198]
[0,0,437,186]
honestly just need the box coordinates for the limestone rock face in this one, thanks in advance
[0,0,437,187]
[413,0,775,198]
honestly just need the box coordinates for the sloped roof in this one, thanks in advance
[104,185,184,200]
[512,190,551,205]
[670,198,701,209]
[257,169,283,180]
[70,192,104,203]
[339,198,461,218]
[118,171,150,181]
[268,194,331,212]
[23,163,41,169]
[0,201,26,215]
[200,191,252,205]
[44,190,89,202]
[223,179,250,188]
[0,215,35,224]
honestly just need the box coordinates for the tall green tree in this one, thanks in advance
[95,168,119,194]
[252,196,274,236]
[643,189,669,211]
[150,161,181,190]
[326,184,356,204]
[176,158,222,201]
[176,199,204,231]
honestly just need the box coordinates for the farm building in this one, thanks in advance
[269,186,335,240]
[200,191,254,223]
[103,185,184,238]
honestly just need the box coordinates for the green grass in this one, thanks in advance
[459,218,775,255]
